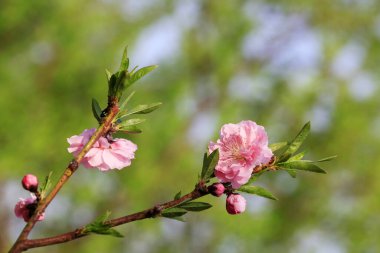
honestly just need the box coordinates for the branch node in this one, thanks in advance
[148,205,163,218]
[68,160,79,171]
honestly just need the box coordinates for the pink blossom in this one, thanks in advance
[208,183,225,197]
[14,196,44,222]
[67,128,95,156]
[209,120,273,189]
[22,174,38,192]
[226,194,246,215]
[67,128,137,171]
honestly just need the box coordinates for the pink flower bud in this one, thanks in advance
[22,174,39,192]
[208,183,225,197]
[226,194,246,215]
[14,196,44,222]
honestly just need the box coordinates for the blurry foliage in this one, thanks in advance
[1,0,380,252]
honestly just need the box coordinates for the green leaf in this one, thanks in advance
[287,151,306,162]
[85,226,124,238]
[119,91,136,112]
[174,191,181,200]
[269,142,288,152]
[161,208,187,218]
[92,98,102,123]
[200,149,219,181]
[39,171,53,199]
[93,210,111,223]
[126,65,158,89]
[118,103,162,120]
[108,74,117,97]
[177,202,212,212]
[105,69,112,81]
[119,118,146,127]
[315,155,337,162]
[115,70,127,98]
[117,125,142,134]
[238,185,278,200]
[119,47,129,71]
[278,122,311,162]
[277,161,327,174]
[84,211,124,238]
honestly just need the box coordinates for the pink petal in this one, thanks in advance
[86,149,104,167]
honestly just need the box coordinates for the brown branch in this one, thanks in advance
[9,100,120,253]
[21,188,208,250]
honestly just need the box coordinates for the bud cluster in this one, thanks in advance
[14,174,44,222]
[208,183,247,215]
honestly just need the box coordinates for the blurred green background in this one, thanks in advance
[1,0,380,252]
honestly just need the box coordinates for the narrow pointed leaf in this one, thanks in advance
[201,149,219,180]
[119,91,136,112]
[278,122,311,162]
[119,103,162,119]
[200,153,208,178]
[93,211,111,223]
[174,191,181,200]
[108,74,117,97]
[315,155,337,162]
[89,227,124,238]
[278,161,327,174]
[115,70,127,98]
[92,98,102,123]
[161,208,187,218]
[119,47,129,71]
[287,151,306,162]
[39,171,53,199]
[119,118,146,127]
[269,142,288,152]
[126,65,158,88]
[118,125,142,134]
[177,202,212,212]
[238,185,278,200]
[84,211,123,238]
[105,69,112,81]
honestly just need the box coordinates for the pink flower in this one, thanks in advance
[226,194,246,215]
[22,174,39,192]
[67,128,95,156]
[14,196,44,222]
[67,128,137,171]
[208,183,225,197]
[209,120,273,189]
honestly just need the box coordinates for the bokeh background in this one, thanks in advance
[1,0,380,252]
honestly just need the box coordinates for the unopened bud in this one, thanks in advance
[22,174,39,192]
[226,194,246,215]
[208,183,225,197]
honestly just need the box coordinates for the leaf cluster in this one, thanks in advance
[84,211,123,238]
[272,122,336,178]
[91,47,162,133]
